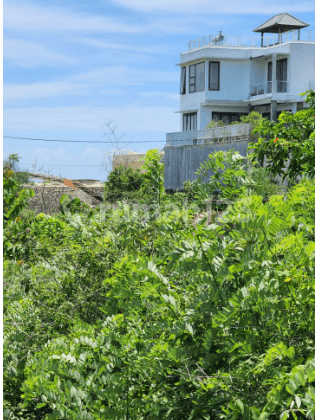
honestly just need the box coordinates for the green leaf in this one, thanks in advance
[36,402,47,409]
[295,395,301,409]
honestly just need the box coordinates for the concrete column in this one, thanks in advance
[270,100,277,121]
[271,53,277,95]
[291,102,298,114]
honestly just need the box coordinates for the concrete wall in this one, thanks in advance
[164,141,250,190]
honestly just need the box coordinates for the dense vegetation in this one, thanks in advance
[3,91,315,420]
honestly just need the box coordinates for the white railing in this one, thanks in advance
[250,81,289,96]
[188,29,315,51]
[166,124,251,147]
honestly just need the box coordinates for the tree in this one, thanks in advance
[140,149,164,205]
[3,154,34,221]
[104,165,144,202]
[3,153,30,186]
[101,121,137,175]
[250,90,315,181]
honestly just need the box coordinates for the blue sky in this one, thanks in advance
[3,0,315,180]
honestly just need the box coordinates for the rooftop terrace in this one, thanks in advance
[187,28,315,52]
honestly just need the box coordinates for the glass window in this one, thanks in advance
[183,112,197,131]
[189,62,205,93]
[189,65,196,93]
[212,112,246,124]
[276,59,287,92]
[268,59,288,92]
[195,62,205,92]
[180,67,186,94]
[209,62,220,91]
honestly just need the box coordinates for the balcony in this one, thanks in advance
[250,81,289,97]
[166,124,251,147]
[187,29,315,52]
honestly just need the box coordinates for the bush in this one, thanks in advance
[250,90,315,181]
[104,165,144,203]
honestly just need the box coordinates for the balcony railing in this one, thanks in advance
[166,124,251,147]
[250,81,289,96]
[187,29,315,52]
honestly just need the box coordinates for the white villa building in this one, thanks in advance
[164,13,315,190]
[166,13,315,146]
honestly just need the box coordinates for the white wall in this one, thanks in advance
[289,43,315,97]
[199,105,248,129]
[180,58,250,127]
[206,59,250,101]
[250,57,267,87]
[177,41,315,132]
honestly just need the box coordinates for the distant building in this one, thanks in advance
[112,151,165,171]
[165,13,315,190]
[112,152,146,171]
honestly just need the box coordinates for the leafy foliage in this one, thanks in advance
[140,149,164,205]
[250,90,315,180]
[104,165,144,203]
[195,149,248,202]
[3,153,30,186]
[4,104,315,419]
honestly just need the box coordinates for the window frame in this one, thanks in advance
[183,112,197,131]
[267,58,288,93]
[180,66,186,95]
[212,112,246,125]
[189,62,205,93]
[209,61,220,91]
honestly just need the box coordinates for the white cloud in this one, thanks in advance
[141,91,179,101]
[4,2,200,36]
[4,66,178,101]
[110,0,315,14]
[71,66,178,84]
[3,38,75,67]
[4,104,179,133]
[99,89,125,95]
[4,81,87,100]
[74,37,168,54]
[4,2,145,34]
[23,147,104,167]
[80,147,104,163]
[29,148,70,164]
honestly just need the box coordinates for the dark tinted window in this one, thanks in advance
[209,62,220,91]
[180,67,186,94]
[183,113,197,131]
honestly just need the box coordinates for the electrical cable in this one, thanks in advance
[19,164,103,167]
[4,136,166,144]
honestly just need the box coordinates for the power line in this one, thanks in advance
[4,136,166,144]
[19,164,103,167]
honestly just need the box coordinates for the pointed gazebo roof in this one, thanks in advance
[253,12,309,34]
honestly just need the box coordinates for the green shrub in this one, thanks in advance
[104,165,144,203]
[250,90,315,181]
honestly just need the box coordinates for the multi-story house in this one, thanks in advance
[164,13,315,190]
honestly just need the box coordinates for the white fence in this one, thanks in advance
[250,81,289,96]
[188,29,315,52]
[166,124,251,147]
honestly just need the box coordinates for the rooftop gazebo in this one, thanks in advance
[253,12,309,47]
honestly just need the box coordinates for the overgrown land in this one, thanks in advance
[3,91,315,420]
